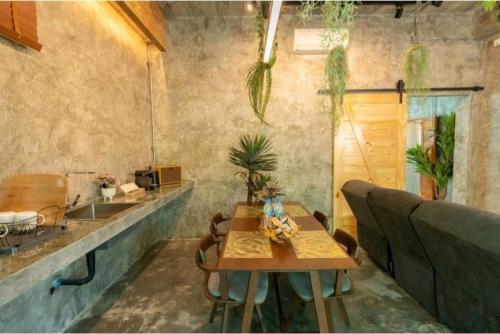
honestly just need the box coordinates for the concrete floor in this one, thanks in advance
[68,240,449,333]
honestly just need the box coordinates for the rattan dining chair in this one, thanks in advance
[195,234,269,332]
[283,228,362,332]
[313,210,329,231]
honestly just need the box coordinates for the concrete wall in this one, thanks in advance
[470,12,500,214]
[159,12,484,238]
[0,2,163,202]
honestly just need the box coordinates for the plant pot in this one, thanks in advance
[101,187,116,201]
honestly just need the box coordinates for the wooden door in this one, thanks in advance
[333,93,407,236]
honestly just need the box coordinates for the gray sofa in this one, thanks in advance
[341,180,391,272]
[341,180,500,332]
[410,201,500,332]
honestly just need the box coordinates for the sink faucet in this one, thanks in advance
[64,171,96,210]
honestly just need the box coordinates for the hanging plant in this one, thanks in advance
[246,3,278,124]
[326,46,348,116]
[297,1,357,117]
[403,44,430,98]
[402,1,430,102]
[481,0,500,22]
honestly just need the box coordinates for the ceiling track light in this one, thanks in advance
[263,0,282,63]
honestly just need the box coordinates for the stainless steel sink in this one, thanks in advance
[65,203,139,220]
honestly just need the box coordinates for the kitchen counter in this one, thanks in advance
[0,180,194,308]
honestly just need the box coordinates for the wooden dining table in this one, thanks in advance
[216,202,359,333]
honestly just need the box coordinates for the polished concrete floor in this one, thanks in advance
[68,240,449,333]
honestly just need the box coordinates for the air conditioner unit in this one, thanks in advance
[293,28,349,55]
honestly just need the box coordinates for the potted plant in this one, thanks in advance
[229,134,277,204]
[96,174,119,201]
[407,113,455,200]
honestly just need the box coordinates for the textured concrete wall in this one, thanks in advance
[0,2,161,202]
[159,13,483,238]
[470,12,500,213]
[0,192,191,332]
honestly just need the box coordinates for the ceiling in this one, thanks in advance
[161,1,481,18]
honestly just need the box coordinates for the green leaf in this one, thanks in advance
[229,134,278,173]
[482,0,496,11]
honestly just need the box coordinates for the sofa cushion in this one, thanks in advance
[341,180,390,271]
[367,187,437,316]
[410,201,500,332]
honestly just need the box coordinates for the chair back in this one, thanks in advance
[195,234,218,270]
[313,210,329,230]
[210,212,227,236]
[334,228,362,265]
[195,234,221,302]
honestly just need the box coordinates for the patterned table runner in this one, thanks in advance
[223,231,273,258]
[234,204,309,218]
[290,230,348,259]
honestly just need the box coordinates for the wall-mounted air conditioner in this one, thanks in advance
[293,28,349,55]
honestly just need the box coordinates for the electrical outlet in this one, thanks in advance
[494,38,500,48]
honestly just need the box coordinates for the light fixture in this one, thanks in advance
[263,0,282,63]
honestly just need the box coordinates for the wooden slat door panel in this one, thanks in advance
[333,93,407,236]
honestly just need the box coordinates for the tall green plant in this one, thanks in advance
[229,134,278,204]
[246,3,278,123]
[407,113,455,200]
[297,0,356,118]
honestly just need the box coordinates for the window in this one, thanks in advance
[0,1,42,51]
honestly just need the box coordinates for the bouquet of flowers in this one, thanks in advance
[96,174,118,189]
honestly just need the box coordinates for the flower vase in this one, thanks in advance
[101,187,116,201]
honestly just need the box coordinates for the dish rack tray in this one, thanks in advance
[0,205,67,255]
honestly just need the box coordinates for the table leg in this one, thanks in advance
[241,271,259,332]
[310,270,329,333]
[220,272,230,332]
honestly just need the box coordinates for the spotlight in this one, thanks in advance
[246,2,254,12]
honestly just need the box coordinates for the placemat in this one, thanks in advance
[223,231,273,258]
[290,230,348,259]
[234,204,309,218]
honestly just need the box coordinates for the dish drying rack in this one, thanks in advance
[0,205,67,255]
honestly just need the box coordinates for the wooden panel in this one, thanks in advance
[0,1,41,51]
[420,117,437,200]
[0,2,14,30]
[0,174,68,223]
[333,93,407,235]
[112,1,166,51]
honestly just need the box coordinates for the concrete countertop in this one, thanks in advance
[0,180,194,308]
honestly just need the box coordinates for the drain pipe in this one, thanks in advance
[147,43,157,166]
[50,250,96,294]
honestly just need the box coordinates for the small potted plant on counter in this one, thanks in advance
[96,174,119,201]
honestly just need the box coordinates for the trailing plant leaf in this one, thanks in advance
[403,44,430,101]
[246,3,278,123]
[326,46,348,116]
[297,1,357,118]
[481,0,500,22]
[229,134,278,204]
[297,0,321,25]
[406,113,456,200]
[482,0,496,11]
